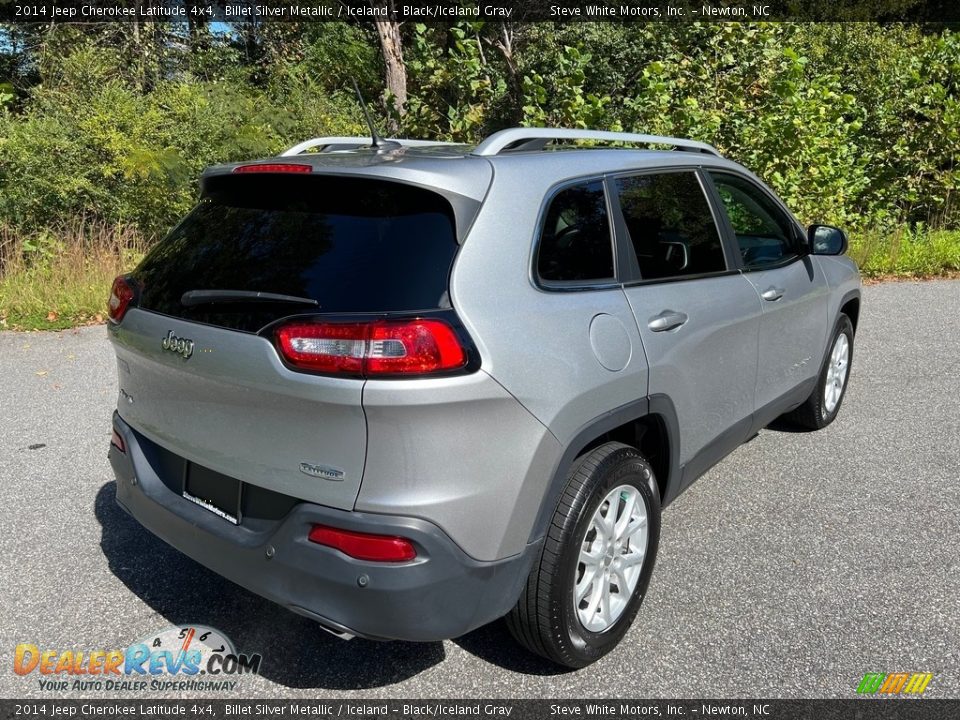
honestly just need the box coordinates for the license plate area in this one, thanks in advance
[183,462,242,525]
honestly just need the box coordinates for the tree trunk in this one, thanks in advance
[186,2,208,59]
[372,11,407,133]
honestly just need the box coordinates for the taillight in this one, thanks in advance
[275,319,467,377]
[308,525,417,562]
[110,429,126,454]
[368,321,466,374]
[232,163,312,174]
[107,276,135,324]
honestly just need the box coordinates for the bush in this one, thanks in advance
[850,228,960,277]
[0,24,958,330]
[0,42,363,239]
[0,220,145,330]
[401,23,958,234]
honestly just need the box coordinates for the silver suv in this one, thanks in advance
[106,128,860,667]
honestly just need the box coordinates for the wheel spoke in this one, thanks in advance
[625,515,647,541]
[580,543,602,566]
[621,548,646,567]
[585,575,604,618]
[613,566,630,594]
[576,566,598,602]
[596,502,614,539]
[599,582,612,625]
[614,491,636,538]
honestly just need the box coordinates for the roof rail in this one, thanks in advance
[280,137,461,156]
[471,128,721,157]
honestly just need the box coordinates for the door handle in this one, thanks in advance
[761,286,786,302]
[647,310,689,332]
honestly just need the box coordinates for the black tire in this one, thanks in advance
[506,442,661,668]
[784,313,854,430]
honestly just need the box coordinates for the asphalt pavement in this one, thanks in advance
[1,279,958,699]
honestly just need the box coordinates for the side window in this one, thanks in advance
[615,171,726,281]
[537,180,614,284]
[708,172,800,269]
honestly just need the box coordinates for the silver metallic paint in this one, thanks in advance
[111,144,861,567]
[356,370,560,561]
[109,309,367,510]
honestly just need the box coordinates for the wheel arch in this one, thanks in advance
[839,290,861,334]
[527,395,682,545]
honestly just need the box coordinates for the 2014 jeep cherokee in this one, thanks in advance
[107,128,860,667]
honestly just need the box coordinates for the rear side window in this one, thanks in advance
[537,180,614,284]
[615,172,726,281]
[134,175,458,332]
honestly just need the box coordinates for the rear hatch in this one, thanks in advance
[109,172,464,511]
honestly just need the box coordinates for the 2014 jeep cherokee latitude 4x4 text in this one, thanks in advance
[107,128,860,667]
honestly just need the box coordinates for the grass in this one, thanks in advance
[0,223,958,331]
[0,222,145,331]
[849,228,960,278]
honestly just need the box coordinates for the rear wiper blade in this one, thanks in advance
[181,289,320,307]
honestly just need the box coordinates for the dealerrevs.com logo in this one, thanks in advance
[13,625,262,692]
[857,672,933,696]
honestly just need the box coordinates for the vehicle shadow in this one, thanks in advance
[94,482,445,690]
[451,622,569,677]
[764,418,813,434]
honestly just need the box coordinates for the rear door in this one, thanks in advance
[705,171,829,416]
[109,173,462,509]
[614,169,762,491]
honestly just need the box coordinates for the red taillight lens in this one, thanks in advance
[367,320,466,375]
[275,319,467,377]
[308,525,417,562]
[107,276,135,324]
[110,429,126,454]
[232,163,312,174]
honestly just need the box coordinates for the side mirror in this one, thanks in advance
[808,224,848,256]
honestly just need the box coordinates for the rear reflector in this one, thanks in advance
[232,163,312,174]
[110,429,126,454]
[275,319,467,377]
[107,276,135,324]
[308,525,417,562]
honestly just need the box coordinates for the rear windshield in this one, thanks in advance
[133,175,458,332]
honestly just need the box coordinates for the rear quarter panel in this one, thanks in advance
[446,159,651,559]
[450,158,650,444]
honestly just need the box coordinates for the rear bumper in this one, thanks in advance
[108,412,538,642]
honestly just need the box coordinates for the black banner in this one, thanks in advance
[2,700,960,720]
[2,0,959,23]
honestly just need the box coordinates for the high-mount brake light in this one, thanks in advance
[107,276,135,324]
[232,163,312,174]
[308,525,417,562]
[275,319,467,377]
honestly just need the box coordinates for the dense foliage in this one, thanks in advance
[0,22,958,328]
[406,22,959,233]
[1,22,957,239]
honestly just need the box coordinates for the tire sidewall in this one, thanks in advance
[557,450,661,664]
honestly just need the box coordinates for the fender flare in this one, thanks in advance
[838,288,861,329]
[526,395,682,545]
